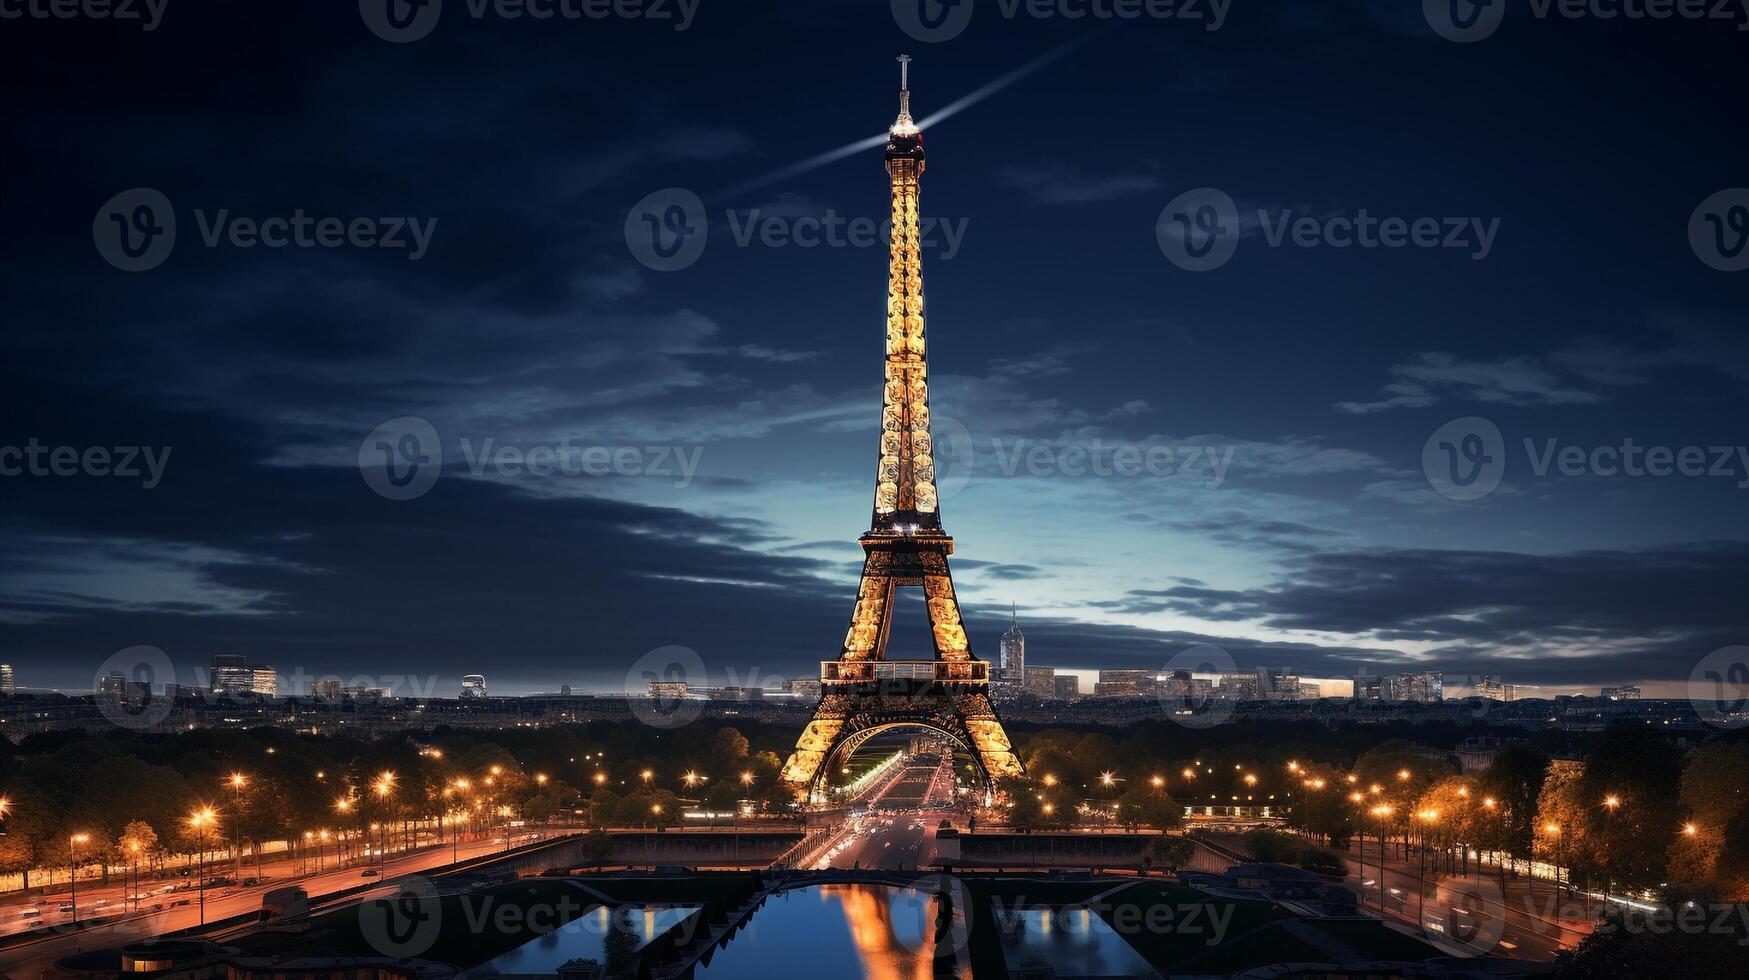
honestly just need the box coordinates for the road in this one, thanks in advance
[1341,838,1593,962]
[806,758,964,871]
[0,830,556,978]
[830,812,945,871]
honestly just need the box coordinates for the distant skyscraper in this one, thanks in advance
[98,671,128,695]
[1601,685,1641,701]
[210,654,274,696]
[1255,666,1302,700]
[210,653,251,694]
[312,679,342,701]
[1054,674,1080,699]
[1217,673,1261,699]
[1023,665,1055,697]
[999,606,1025,689]
[0,664,13,694]
[1353,672,1384,701]
[648,680,688,699]
[560,684,573,696]
[1386,672,1444,703]
[1094,669,1155,698]
[1475,675,1514,701]
[460,675,487,698]
[1162,669,1193,698]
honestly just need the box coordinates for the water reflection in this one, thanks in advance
[482,904,701,976]
[693,885,970,980]
[993,905,1157,978]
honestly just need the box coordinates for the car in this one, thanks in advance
[242,877,260,887]
[360,869,379,878]
[206,876,234,888]
[17,908,41,919]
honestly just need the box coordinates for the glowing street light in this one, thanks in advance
[68,833,90,921]
[187,806,218,924]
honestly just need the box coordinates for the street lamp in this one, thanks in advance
[373,771,398,870]
[1415,809,1440,932]
[187,806,217,925]
[126,839,142,911]
[68,833,90,922]
[227,772,248,878]
[1602,794,1621,909]
[1370,804,1393,913]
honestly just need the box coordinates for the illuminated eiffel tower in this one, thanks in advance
[781,56,1023,805]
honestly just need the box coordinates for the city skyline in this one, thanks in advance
[3,3,1745,698]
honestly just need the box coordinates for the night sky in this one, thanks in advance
[1,1,1745,697]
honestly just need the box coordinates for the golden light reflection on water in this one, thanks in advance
[820,884,971,980]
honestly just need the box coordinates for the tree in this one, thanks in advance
[1480,743,1548,873]
[1114,785,1182,832]
[1665,741,1749,900]
[1149,836,1195,870]
[1577,729,1682,892]
[580,828,616,870]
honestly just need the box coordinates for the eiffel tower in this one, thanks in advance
[781,56,1023,805]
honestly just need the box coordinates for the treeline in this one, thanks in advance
[0,721,800,889]
[1283,729,1749,902]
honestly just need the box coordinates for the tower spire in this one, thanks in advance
[892,53,918,136]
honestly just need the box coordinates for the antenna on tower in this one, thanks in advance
[892,54,918,136]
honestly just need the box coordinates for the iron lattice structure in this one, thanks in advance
[780,58,1023,804]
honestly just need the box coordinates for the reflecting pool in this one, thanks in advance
[692,884,971,980]
[482,904,701,975]
[992,905,1158,978]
